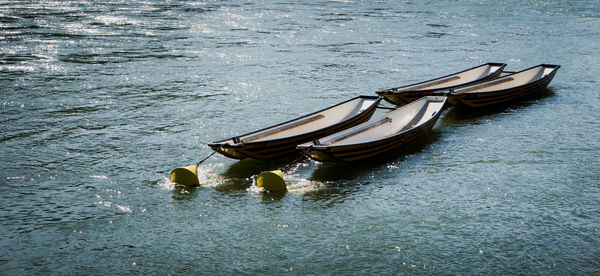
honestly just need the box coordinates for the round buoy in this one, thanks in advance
[256,170,287,193]
[170,164,200,186]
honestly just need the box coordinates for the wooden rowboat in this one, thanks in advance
[208,96,382,160]
[376,63,507,105]
[444,64,560,108]
[297,96,447,162]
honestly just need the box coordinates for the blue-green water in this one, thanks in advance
[1,0,599,274]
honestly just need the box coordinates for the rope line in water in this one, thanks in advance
[282,155,306,173]
[282,148,312,173]
[196,151,217,166]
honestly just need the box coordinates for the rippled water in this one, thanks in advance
[1,0,599,274]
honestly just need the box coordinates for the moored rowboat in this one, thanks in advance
[208,96,382,160]
[443,64,560,108]
[297,96,447,162]
[376,63,507,105]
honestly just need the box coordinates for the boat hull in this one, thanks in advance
[209,96,382,160]
[302,115,439,162]
[377,63,506,105]
[448,64,560,108]
[298,96,446,162]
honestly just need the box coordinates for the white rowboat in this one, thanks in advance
[297,96,447,162]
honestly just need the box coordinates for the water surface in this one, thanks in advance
[1,0,599,274]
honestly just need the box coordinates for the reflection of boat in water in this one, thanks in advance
[223,158,289,179]
[444,64,560,108]
[298,96,447,162]
[208,96,382,160]
[376,63,506,105]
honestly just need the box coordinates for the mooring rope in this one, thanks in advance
[196,151,217,166]
[281,147,312,173]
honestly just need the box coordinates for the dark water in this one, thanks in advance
[1,0,599,274]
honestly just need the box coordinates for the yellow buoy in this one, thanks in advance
[256,170,287,193]
[170,164,200,186]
